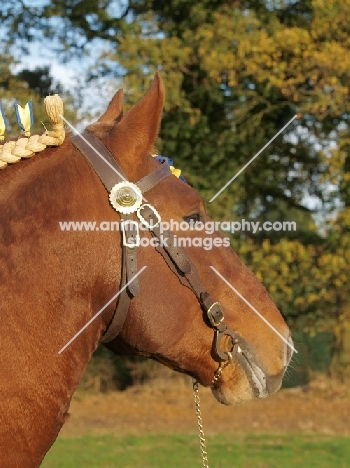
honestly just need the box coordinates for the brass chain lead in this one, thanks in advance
[212,351,234,386]
[192,379,209,468]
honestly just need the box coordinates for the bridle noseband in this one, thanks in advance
[72,131,239,384]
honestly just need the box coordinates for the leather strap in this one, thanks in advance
[121,214,140,296]
[72,131,172,194]
[72,131,127,191]
[99,250,131,343]
[138,205,192,274]
[136,162,172,193]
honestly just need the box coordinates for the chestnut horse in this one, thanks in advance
[0,73,292,467]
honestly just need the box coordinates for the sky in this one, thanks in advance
[14,37,122,130]
[22,0,51,6]
[17,43,77,89]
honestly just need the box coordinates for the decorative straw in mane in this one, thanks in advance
[0,95,65,169]
[0,74,293,467]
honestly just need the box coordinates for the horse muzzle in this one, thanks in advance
[237,334,294,398]
[212,334,294,404]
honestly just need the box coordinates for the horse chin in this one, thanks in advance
[211,352,272,406]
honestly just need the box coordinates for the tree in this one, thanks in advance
[0,53,76,137]
[16,66,63,97]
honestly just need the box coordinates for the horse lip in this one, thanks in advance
[236,347,268,398]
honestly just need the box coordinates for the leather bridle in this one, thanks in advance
[72,131,239,382]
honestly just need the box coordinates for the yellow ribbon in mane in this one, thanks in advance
[152,154,182,178]
[0,104,6,142]
[170,166,182,178]
[14,100,34,137]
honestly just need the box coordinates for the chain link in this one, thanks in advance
[212,351,233,386]
[192,379,209,468]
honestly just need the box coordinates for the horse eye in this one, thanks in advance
[183,213,202,225]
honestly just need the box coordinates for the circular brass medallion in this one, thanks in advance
[109,182,142,214]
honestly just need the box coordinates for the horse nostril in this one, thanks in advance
[266,373,283,394]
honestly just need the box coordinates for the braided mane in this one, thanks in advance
[0,95,65,170]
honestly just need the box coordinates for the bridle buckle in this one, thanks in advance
[207,302,224,327]
[121,220,140,248]
[137,203,161,229]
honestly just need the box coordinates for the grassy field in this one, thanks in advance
[41,433,349,468]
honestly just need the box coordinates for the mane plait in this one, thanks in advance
[0,94,65,170]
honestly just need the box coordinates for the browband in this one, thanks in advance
[72,131,172,193]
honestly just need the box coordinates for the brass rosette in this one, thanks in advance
[109,181,142,214]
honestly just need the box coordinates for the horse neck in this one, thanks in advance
[0,139,121,465]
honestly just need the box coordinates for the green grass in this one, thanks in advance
[41,433,350,467]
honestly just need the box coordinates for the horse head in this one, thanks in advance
[83,73,293,404]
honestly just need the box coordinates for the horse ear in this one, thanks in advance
[97,89,124,124]
[107,72,165,159]
[86,89,124,137]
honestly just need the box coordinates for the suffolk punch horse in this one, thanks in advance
[0,73,293,466]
